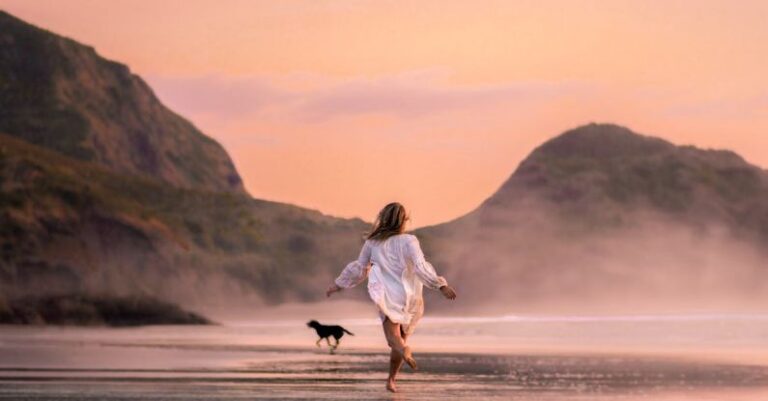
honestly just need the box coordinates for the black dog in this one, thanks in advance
[306,320,354,353]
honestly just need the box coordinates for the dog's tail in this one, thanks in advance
[342,328,355,336]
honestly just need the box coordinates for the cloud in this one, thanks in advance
[146,75,291,119]
[661,93,768,119]
[147,71,594,124]
[292,76,583,122]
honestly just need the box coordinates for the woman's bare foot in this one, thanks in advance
[401,346,417,370]
[386,379,397,392]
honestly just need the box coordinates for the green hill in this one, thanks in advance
[0,11,370,324]
[416,124,768,312]
[0,132,368,313]
[0,10,243,193]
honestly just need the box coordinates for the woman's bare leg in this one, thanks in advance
[389,326,409,381]
[387,349,401,392]
[383,317,416,367]
[383,318,404,392]
[383,318,415,392]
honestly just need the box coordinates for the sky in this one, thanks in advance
[2,0,767,227]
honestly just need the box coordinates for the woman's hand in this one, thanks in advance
[326,283,342,297]
[439,285,457,300]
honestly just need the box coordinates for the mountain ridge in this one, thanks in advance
[466,123,768,233]
[415,123,768,312]
[0,10,244,193]
[0,11,372,320]
[0,130,370,310]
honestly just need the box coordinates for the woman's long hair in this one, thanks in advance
[365,202,409,241]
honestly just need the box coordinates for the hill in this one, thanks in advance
[0,10,243,193]
[0,132,369,312]
[416,123,768,312]
[0,11,371,323]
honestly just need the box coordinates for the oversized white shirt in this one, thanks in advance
[334,233,447,327]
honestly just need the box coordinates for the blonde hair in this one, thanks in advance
[365,202,410,241]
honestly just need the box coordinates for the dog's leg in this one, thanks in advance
[315,338,322,348]
[326,337,335,354]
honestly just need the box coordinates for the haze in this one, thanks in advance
[2,0,766,227]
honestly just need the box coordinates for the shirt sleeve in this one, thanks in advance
[404,235,448,290]
[334,239,372,288]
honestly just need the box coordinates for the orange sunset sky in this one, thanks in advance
[2,0,767,227]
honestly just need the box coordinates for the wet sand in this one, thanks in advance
[1,310,767,400]
[1,349,767,400]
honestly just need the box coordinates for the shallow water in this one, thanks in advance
[1,313,767,400]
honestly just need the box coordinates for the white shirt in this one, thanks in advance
[334,233,447,325]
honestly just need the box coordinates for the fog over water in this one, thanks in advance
[414,192,768,316]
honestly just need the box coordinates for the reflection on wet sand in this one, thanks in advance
[1,313,767,400]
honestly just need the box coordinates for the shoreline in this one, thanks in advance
[1,347,767,401]
[2,315,767,400]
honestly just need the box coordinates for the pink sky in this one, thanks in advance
[2,0,767,227]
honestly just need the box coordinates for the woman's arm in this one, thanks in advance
[404,235,449,290]
[327,240,372,297]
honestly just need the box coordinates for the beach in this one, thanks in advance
[1,307,767,400]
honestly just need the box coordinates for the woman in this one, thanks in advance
[326,202,457,393]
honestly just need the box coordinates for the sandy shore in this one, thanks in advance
[2,310,768,400]
[1,348,768,400]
